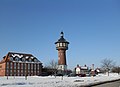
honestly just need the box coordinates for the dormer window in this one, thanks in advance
[15,57,19,61]
[10,57,13,61]
[29,58,32,62]
[34,59,37,62]
[22,58,26,62]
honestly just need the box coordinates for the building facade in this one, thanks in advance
[0,52,42,76]
[75,64,88,76]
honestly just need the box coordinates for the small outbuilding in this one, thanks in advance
[75,64,89,76]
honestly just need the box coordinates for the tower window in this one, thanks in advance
[63,43,66,47]
[60,43,62,47]
[57,43,60,47]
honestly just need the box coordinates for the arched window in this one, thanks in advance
[10,57,13,61]
[29,58,32,62]
[34,59,37,62]
[22,58,26,62]
[15,57,19,61]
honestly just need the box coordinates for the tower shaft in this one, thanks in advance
[58,50,66,65]
[58,50,67,71]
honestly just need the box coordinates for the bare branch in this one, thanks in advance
[101,58,115,76]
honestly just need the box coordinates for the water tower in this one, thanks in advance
[55,32,69,74]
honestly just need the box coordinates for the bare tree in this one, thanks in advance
[45,59,58,76]
[101,58,115,76]
[49,59,58,69]
[112,66,120,75]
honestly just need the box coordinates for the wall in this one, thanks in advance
[0,62,6,76]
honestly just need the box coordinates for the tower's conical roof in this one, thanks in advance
[55,32,69,44]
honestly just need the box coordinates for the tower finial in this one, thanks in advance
[60,31,64,37]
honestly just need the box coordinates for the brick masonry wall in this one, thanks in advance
[0,62,6,76]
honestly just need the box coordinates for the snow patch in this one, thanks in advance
[0,73,120,87]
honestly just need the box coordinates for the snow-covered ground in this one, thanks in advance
[0,73,120,87]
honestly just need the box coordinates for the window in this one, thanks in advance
[15,57,19,61]
[60,43,62,46]
[22,58,26,62]
[6,62,9,69]
[10,57,13,61]
[34,64,36,69]
[10,62,12,69]
[63,43,66,47]
[29,59,32,62]
[7,62,9,66]
[21,70,23,73]
[10,62,12,66]
[14,63,16,69]
[25,64,26,69]
[18,63,20,69]
[28,64,30,69]
[21,63,23,69]
[34,59,37,62]
[10,70,12,73]
[18,70,19,73]
[31,64,33,69]
[66,43,68,47]
[37,71,39,74]
[37,64,39,70]
[56,44,58,47]
[23,63,25,69]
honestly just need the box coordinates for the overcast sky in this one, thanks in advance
[0,0,120,69]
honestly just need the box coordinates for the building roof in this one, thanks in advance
[55,32,69,44]
[8,52,34,57]
[75,64,88,70]
[0,52,42,63]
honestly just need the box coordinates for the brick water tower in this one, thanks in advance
[55,32,69,74]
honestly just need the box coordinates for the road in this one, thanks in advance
[92,80,120,87]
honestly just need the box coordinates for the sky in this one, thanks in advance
[0,0,120,69]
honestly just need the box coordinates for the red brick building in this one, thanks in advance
[0,52,42,76]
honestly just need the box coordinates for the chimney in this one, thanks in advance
[92,64,94,70]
